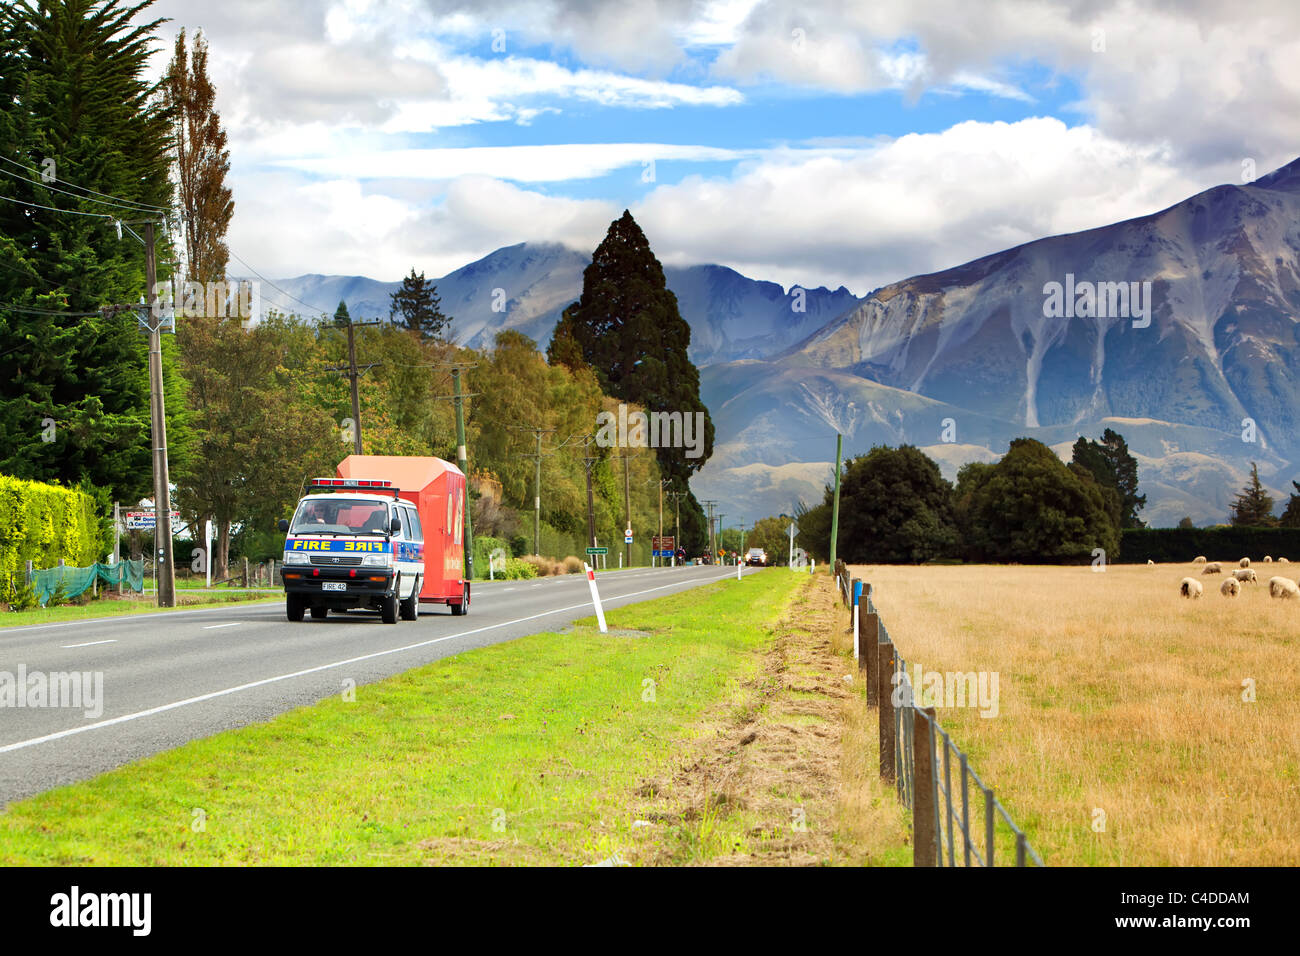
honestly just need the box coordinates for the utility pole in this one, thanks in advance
[656,477,670,568]
[717,513,726,563]
[508,425,557,556]
[325,316,382,454]
[622,452,632,569]
[667,489,688,565]
[144,221,176,608]
[452,366,473,578]
[702,500,718,565]
[829,432,843,571]
[583,454,598,550]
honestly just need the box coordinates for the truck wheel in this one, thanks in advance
[286,593,305,622]
[399,578,420,621]
[450,582,469,616]
[380,590,399,624]
[310,606,328,620]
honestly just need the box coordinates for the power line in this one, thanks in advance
[0,192,116,219]
[0,155,168,212]
[226,249,327,317]
[0,162,170,215]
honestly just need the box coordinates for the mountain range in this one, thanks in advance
[264,157,1300,530]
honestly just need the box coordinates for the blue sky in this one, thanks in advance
[148,0,1300,293]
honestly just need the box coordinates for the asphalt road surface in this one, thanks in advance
[0,565,755,805]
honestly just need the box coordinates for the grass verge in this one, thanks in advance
[0,569,812,864]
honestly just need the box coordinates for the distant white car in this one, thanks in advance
[745,548,768,567]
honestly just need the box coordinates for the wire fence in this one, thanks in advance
[835,560,1044,867]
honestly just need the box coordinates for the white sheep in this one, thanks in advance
[1233,568,1258,584]
[1180,578,1203,598]
[1268,576,1299,599]
[1220,578,1241,597]
[1193,555,1207,564]
[1147,559,1154,566]
[1280,557,1290,565]
[1201,562,1222,575]
[1240,557,1251,568]
[1264,556,1273,563]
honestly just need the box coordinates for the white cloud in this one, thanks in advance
[276,142,745,182]
[632,117,1206,294]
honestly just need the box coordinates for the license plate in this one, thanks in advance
[321,582,346,592]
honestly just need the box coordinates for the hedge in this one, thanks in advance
[0,475,103,584]
[1119,527,1300,564]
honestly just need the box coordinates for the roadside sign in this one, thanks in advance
[652,535,674,551]
[586,547,608,555]
[123,510,179,529]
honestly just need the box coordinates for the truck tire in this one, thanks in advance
[399,578,420,621]
[286,593,305,622]
[380,589,399,624]
[450,582,469,616]
[310,606,328,620]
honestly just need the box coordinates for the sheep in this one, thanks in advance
[1280,558,1291,565]
[1233,568,1258,584]
[1180,578,1203,598]
[1268,576,1299,599]
[1201,562,1222,574]
[1193,555,1207,564]
[1240,557,1251,568]
[1147,559,1155,566]
[1264,555,1273,563]
[1220,578,1241,597]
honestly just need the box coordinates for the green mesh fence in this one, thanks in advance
[28,560,144,606]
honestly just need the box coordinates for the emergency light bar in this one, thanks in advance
[308,478,395,489]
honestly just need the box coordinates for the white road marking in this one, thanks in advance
[60,640,117,649]
[0,570,736,755]
[202,623,242,630]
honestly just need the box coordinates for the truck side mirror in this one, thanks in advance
[389,516,402,534]
[278,519,290,532]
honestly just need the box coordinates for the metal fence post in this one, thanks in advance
[878,641,895,783]
[913,705,939,867]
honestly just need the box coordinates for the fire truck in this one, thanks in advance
[278,455,470,623]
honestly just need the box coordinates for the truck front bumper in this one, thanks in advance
[281,566,396,604]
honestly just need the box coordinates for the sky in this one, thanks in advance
[142,0,1300,295]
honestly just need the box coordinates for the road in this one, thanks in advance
[0,565,754,805]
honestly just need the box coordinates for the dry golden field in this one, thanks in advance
[847,561,1300,866]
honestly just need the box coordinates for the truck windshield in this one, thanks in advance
[290,498,390,535]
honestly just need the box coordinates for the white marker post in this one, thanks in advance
[736,557,742,581]
[584,562,608,633]
[205,519,213,588]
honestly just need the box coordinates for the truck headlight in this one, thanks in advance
[284,551,309,565]
[361,553,391,567]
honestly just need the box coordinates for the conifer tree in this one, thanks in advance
[1230,462,1276,526]
[389,268,450,340]
[549,210,714,549]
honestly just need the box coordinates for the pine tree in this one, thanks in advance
[0,0,181,504]
[334,300,351,325]
[1230,462,1276,526]
[1280,481,1300,528]
[549,210,714,550]
[389,268,450,340]
[1070,428,1146,528]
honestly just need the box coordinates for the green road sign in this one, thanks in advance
[586,547,608,555]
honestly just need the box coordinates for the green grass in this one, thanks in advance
[0,593,281,630]
[0,570,805,865]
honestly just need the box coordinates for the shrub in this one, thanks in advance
[0,475,103,581]
[519,554,552,576]
[562,555,584,574]
[502,557,537,580]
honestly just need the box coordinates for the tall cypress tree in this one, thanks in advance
[1070,428,1146,529]
[0,0,180,504]
[1230,462,1276,526]
[549,210,715,550]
